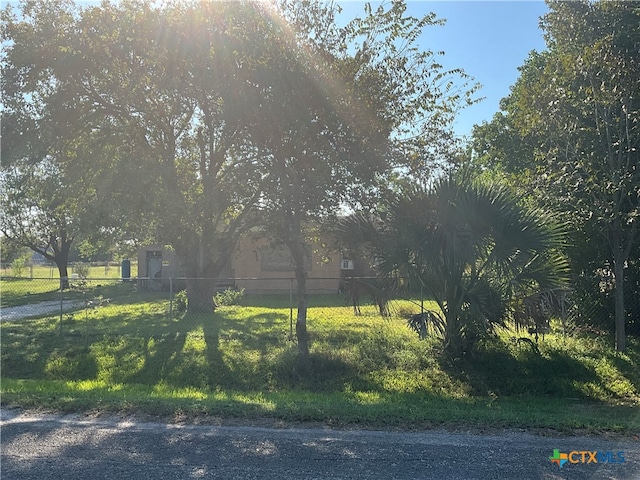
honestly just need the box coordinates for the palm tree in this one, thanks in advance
[338,175,569,355]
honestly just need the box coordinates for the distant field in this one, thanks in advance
[0,262,138,280]
[0,263,138,308]
[1,290,638,433]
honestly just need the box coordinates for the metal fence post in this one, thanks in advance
[169,276,173,321]
[289,279,293,337]
[59,282,64,336]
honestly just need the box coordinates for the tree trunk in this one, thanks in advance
[185,276,217,314]
[57,261,70,290]
[442,280,462,354]
[608,223,627,352]
[613,251,626,352]
[443,310,463,356]
[290,239,310,358]
[45,240,71,290]
[175,236,223,315]
[294,262,309,358]
[285,201,310,358]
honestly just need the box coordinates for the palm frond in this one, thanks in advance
[407,310,445,339]
[335,173,570,354]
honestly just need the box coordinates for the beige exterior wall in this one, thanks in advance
[138,236,343,294]
[232,235,342,294]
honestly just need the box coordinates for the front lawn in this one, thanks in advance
[1,292,638,433]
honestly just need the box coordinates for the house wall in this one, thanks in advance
[137,236,343,294]
[232,235,342,294]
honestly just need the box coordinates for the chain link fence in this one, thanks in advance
[0,275,396,324]
[570,274,640,337]
[1,274,638,339]
[0,261,134,279]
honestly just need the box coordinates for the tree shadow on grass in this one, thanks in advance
[126,330,187,386]
[91,310,286,391]
[603,336,640,398]
[1,316,101,381]
[439,340,602,400]
[201,312,236,389]
[219,309,386,392]
[116,309,283,391]
[217,310,288,353]
[123,312,246,390]
[271,350,374,392]
[209,310,290,390]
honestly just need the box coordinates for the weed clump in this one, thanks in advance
[214,288,245,307]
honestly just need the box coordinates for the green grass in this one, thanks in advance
[1,262,137,280]
[0,263,138,307]
[0,277,144,308]
[0,278,62,306]
[1,292,639,433]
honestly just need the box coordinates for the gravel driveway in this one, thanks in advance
[0,300,84,321]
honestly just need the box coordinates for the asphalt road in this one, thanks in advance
[1,409,638,480]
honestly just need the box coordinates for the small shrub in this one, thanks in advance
[174,290,188,312]
[73,262,91,279]
[11,257,27,277]
[214,287,245,307]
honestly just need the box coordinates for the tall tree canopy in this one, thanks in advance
[470,0,640,351]
[2,0,477,333]
[252,0,479,356]
[2,0,278,307]
[1,0,120,286]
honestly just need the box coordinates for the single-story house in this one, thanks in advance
[137,234,358,294]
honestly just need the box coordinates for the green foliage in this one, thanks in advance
[174,287,246,313]
[72,263,90,280]
[0,237,30,265]
[244,1,479,354]
[492,1,640,351]
[10,256,28,278]
[1,0,274,311]
[174,290,188,313]
[2,0,479,320]
[214,288,245,307]
[337,175,569,356]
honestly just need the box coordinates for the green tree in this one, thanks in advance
[0,236,30,265]
[248,0,391,357]
[2,0,276,309]
[75,1,273,312]
[255,0,479,357]
[502,1,640,351]
[1,159,73,287]
[338,175,569,356]
[1,1,138,288]
[2,0,477,325]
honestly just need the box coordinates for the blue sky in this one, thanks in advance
[338,1,549,139]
